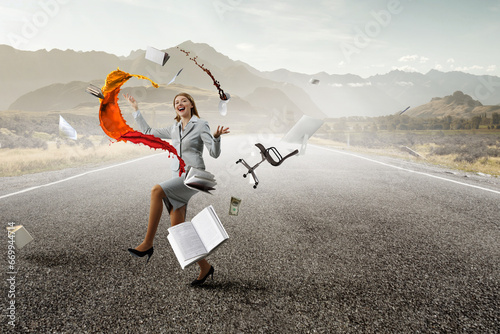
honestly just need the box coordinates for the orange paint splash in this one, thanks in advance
[99,68,186,175]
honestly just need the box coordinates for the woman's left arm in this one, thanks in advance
[214,125,230,139]
[200,122,230,159]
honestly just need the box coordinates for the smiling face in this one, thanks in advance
[173,93,200,122]
[174,95,193,119]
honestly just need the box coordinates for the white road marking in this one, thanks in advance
[0,154,162,200]
[3,144,499,199]
[312,145,500,196]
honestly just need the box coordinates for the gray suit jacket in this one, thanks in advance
[133,111,221,172]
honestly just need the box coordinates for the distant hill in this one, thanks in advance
[1,41,326,120]
[6,79,299,133]
[8,80,102,111]
[0,45,126,110]
[1,41,500,117]
[7,78,259,114]
[404,91,500,118]
[262,68,500,117]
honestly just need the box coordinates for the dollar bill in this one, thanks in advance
[229,196,241,216]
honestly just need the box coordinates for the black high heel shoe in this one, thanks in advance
[128,247,154,264]
[190,266,214,286]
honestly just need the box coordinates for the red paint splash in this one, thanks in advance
[99,69,186,176]
[177,47,228,100]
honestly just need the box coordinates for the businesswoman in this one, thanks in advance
[123,92,229,286]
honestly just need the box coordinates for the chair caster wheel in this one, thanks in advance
[236,160,241,164]
[243,174,247,178]
[253,185,257,189]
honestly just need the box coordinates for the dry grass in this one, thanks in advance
[0,138,154,177]
[414,143,500,176]
[310,137,500,177]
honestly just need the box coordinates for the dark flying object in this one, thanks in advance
[399,106,410,115]
[85,84,104,99]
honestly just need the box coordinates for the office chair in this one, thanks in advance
[236,143,299,189]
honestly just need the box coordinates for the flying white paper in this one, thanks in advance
[6,225,33,249]
[281,115,324,155]
[218,92,231,116]
[145,46,170,66]
[168,68,183,85]
[59,115,77,140]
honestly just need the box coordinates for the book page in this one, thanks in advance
[168,222,207,261]
[184,167,217,193]
[185,168,215,184]
[167,234,206,269]
[185,183,215,194]
[186,175,216,186]
[192,206,229,253]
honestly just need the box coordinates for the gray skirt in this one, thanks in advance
[160,172,199,213]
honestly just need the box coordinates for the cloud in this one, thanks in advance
[236,43,254,51]
[108,0,175,11]
[488,3,500,11]
[399,55,429,64]
[0,5,37,26]
[455,65,484,72]
[487,65,497,72]
[348,82,372,87]
[392,65,418,72]
[399,54,419,62]
[1,1,499,78]
[419,56,429,64]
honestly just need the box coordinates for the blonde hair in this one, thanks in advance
[173,93,200,122]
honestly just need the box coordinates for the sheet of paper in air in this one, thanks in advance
[281,115,324,154]
[145,46,170,66]
[218,92,230,116]
[7,225,34,249]
[309,78,320,85]
[168,68,183,85]
[59,115,77,140]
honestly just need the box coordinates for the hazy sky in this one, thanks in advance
[1,0,499,78]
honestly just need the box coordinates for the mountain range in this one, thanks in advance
[404,91,500,118]
[1,40,500,119]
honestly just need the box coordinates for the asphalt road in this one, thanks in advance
[1,135,499,333]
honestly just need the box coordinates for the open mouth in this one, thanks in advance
[178,106,185,111]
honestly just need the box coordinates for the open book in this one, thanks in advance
[184,166,217,194]
[167,205,229,269]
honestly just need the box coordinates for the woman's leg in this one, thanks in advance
[195,259,212,280]
[169,205,186,227]
[134,184,166,252]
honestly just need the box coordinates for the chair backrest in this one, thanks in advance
[254,143,299,167]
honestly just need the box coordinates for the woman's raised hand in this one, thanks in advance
[122,93,138,111]
[214,126,230,138]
